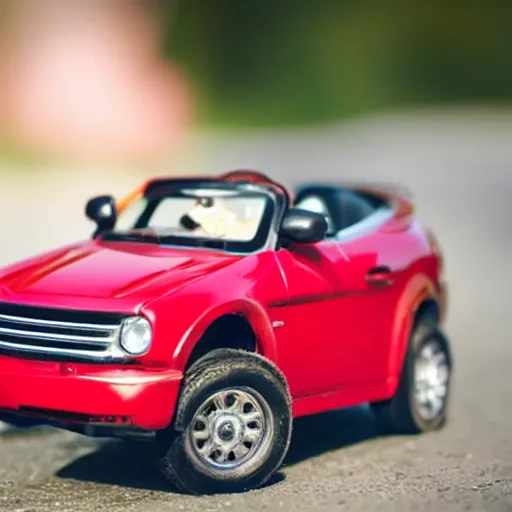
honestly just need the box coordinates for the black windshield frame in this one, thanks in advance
[100,179,286,254]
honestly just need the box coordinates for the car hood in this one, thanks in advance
[0,240,241,302]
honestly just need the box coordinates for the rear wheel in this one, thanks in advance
[371,319,453,434]
[157,349,292,495]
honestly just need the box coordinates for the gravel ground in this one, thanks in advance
[1,108,511,511]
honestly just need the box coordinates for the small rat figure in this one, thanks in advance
[180,197,237,238]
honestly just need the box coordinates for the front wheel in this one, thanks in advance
[371,320,453,434]
[158,349,292,495]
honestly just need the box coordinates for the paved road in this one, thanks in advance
[1,108,512,511]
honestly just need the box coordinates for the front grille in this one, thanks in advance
[0,302,128,362]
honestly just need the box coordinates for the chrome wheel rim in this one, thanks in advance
[414,340,450,421]
[188,387,273,471]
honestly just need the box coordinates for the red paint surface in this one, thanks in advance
[0,177,445,431]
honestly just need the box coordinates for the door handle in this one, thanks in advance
[365,266,394,287]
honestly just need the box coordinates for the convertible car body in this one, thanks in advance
[0,170,451,494]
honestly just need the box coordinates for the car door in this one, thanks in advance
[329,199,409,387]
[332,237,398,387]
[285,188,390,389]
[273,239,354,397]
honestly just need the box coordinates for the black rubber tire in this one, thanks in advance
[370,318,453,435]
[157,349,293,495]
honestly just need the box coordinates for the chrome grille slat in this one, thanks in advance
[0,326,117,343]
[0,313,120,331]
[0,339,112,358]
[0,302,127,362]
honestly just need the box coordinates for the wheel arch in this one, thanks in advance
[413,298,440,327]
[171,299,278,372]
[387,275,442,393]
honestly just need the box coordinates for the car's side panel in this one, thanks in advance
[290,270,442,419]
[271,241,350,396]
[331,217,414,387]
[335,216,441,394]
[326,246,400,387]
[291,232,442,416]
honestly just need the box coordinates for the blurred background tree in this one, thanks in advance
[164,0,512,126]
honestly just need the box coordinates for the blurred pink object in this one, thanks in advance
[0,1,193,163]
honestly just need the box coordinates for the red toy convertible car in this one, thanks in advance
[0,170,451,494]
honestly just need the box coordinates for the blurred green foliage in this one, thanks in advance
[164,0,512,126]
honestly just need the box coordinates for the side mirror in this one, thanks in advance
[85,195,117,237]
[279,208,328,246]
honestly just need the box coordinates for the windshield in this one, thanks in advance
[101,182,276,254]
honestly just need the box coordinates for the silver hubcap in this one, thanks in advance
[414,340,450,421]
[188,387,273,471]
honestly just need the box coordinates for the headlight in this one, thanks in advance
[120,316,153,355]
